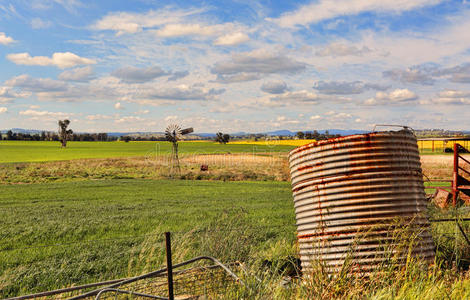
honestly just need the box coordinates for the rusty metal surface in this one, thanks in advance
[288,130,435,274]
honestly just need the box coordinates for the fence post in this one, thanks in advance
[165,232,174,300]
[452,143,459,206]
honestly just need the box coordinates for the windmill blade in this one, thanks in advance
[180,127,194,135]
[165,124,181,142]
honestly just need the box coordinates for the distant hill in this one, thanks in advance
[265,130,294,136]
[265,129,368,136]
[0,128,47,134]
[4,128,468,138]
[323,129,368,136]
[196,133,217,138]
[107,131,164,137]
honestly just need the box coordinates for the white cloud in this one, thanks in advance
[270,90,320,103]
[92,8,204,36]
[0,86,30,103]
[261,80,288,94]
[433,89,470,104]
[31,17,52,29]
[7,52,96,69]
[5,74,67,92]
[19,109,73,118]
[438,90,470,98]
[156,23,217,37]
[273,0,443,28]
[168,71,189,81]
[111,66,168,83]
[29,105,40,109]
[315,42,371,57]
[58,66,95,82]
[137,85,225,101]
[86,114,113,121]
[358,11,470,65]
[212,49,306,76]
[31,0,84,13]
[364,88,418,105]
[318,111,354,124]
[383,65,436,85]
[436,63,470,83]
[135,110,149,115]
[313,80,388,95]
[114,102,123,109]
[0,32,14,45]
[164,115,178,122]
[335,112,352,118]
[214,73,261,83]
[214,32,249,46]
[115,116,144,123]
[0,107,7,114]
[209,104,235,113]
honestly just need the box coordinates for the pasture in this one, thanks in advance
[0,179,295,297]
[1,140,470,298]
[0,140,295,163]
[1,179,470,298]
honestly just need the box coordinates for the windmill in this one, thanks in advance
[165,124,194,173]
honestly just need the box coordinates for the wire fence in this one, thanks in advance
[3,217,470,299]
[0,223,298,299]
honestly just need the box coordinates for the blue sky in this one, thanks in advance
[0,0,469,133]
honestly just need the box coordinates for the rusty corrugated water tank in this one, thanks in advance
[288,129,435,274]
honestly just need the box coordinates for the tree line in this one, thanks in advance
[295,130,341,140]
[1,130,116,142]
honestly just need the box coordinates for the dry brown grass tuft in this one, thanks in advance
[421,155,470,180]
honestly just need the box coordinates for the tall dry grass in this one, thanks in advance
[0,153,290,184]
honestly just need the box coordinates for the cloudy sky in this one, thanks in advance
[0,0,469,133]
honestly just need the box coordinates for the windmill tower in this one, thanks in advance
[165,124,193,173]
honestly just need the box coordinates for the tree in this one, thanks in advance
[215,132,230,144]
[6,130,14,140]
[58,119,73,148]
[296,131,305,139]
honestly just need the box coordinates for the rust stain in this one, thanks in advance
[296,162,324,172]
[297,228,358,239]
[297,165,313,172]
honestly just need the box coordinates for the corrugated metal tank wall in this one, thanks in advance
[288,130,435,274]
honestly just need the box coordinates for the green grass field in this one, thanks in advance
[0,141,295,163]
[2,179,470,299]
[2,140,470,299]
[0,140,447,164]
[0,179,296,297]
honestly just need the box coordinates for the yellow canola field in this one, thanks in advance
[418,140,470,151]
[233,139,470,152]
[231,139,315,147]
